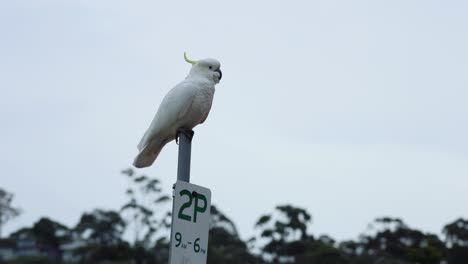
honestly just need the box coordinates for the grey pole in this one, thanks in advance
[169,129,194,263]
[176,129,194,182]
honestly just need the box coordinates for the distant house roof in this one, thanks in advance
[9,228,34,240]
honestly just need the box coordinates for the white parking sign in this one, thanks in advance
[169,181,211,264]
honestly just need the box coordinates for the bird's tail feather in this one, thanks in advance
[137,132,150,151]
[133,142,164,168]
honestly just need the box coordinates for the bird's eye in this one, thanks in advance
[209,66,212,69]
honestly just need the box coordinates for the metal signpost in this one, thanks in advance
[169,130,212,264]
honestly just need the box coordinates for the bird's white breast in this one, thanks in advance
[185,82,215,127]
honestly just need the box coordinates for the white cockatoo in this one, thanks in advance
[133,53,222,168]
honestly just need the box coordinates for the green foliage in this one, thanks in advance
[275,205,311,240]
[443,218,468,246]
[207,205,257,264]
[8,217,71,263]
[2,257,57,264]
[296,243,350,264]
[357,217,446,264]
[254,204,313,262]
[256,215,272,227]
[0,188,21,238]
[120,168,170,247]
[75,244,133,263]
[75,209,126,246]
[443,218,468,264]
[3,171,468,264]
[32,218,71,248]
[92,262,133,264]
[208,227,257,264]
[446,245,468,264]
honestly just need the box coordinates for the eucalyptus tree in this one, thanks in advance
[0,188,21,238]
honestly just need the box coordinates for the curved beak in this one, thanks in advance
[215,68,222,80]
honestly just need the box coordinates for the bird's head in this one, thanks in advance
[184,52,222,84]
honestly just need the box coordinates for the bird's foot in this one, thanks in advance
[176,128,195,145]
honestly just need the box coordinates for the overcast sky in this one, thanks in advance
[1,0,467,242]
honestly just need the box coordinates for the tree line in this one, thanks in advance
[0,168,467,264]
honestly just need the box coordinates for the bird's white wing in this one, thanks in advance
[137,81,197,151]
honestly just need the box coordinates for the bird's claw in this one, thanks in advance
[176,128,194,145]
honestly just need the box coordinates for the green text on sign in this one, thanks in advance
[174,232,205,254]
[177,189,207,223]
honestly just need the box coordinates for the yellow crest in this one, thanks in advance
[184,52,196,65]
